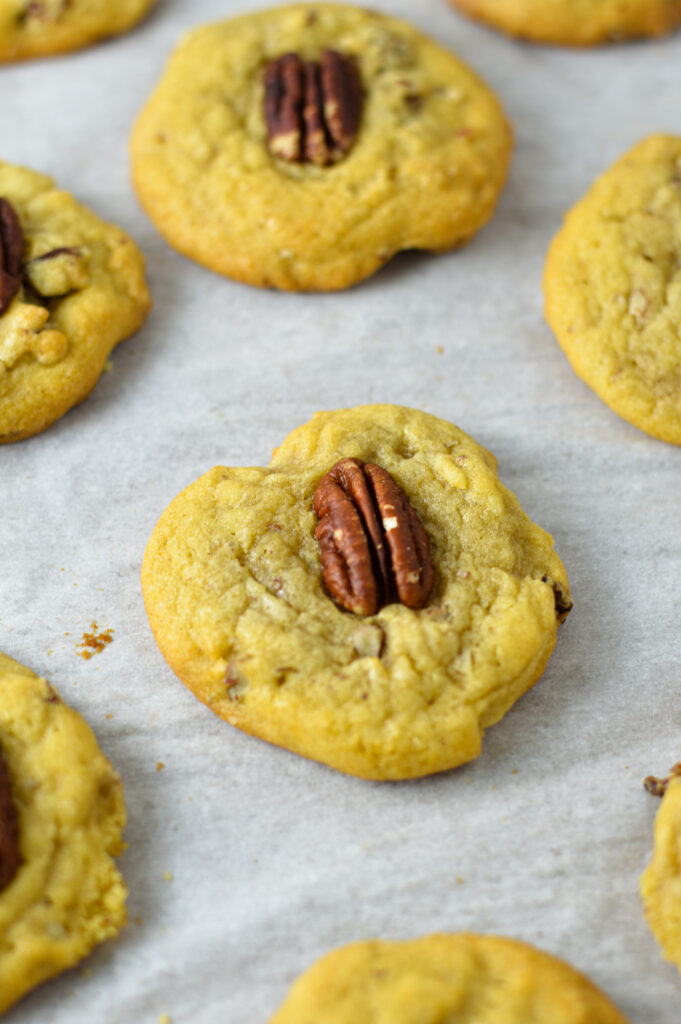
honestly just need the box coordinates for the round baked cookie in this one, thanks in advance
[544,135,681,445]
[0,650,127,1014]
[269,933,630,1023]
[0,0,157,62]
[640,774,681,975]
[142,405,571,781]
[0,159,151,443]
[130,3,512,292]
[447,0,681,46]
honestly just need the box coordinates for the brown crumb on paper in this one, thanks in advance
[76,622,114,659]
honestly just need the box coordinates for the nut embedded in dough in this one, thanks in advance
[142,405,571,781]
[313,457,434,615]
[130,4,512,291]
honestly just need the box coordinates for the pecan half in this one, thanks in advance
[0,742,20,893]
[313,457,434,616]
[264,49,362,166]
[0,199,24,316]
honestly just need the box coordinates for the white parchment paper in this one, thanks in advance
[1,1,681,1021]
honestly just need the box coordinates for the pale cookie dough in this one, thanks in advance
[544,135,681,445]
[0,650,127,1015]
[0,160,151,443]
[142,405,571,781]
[130,3,512,292]
[447,0,681,46]
[269,933,630,1023]
[640,775,681,975]
[0,0,157,62]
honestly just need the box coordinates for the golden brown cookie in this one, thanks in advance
[0,650,127,1014]
[269,933,630,1023]
[0,0,157,62]
[142,405,571,780]
[640,769,681,975]
[0,159,151,443]
[130,3,512,292]
[447,0,681,46]
[544,135,681,445]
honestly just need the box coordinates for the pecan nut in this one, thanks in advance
[264,49,362,166]
[313,457,434,616]
[644,762,681,797]
[0,742,21,893]
[540,574,573,622]
[0,199,24,316]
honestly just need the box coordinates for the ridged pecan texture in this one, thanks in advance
[0,199,24,316]
[0,742,20,892]
[264,49,362,166]
[313,457,434,616]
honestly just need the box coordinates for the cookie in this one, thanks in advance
[0,160,151,443]
[640,771,681,975]
[0,0,157,62]
[130,3,512,292]
[544,135,681,445]
[269,933,630,1023]
[0,650,127,1014]
[447,0,681,46]
[142,405,571,781]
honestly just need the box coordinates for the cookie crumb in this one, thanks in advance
[156,761,165,772]
[163,871,173,882]
[436,345,444,354]
[75,622,114,660]
[158,1015,171,1024]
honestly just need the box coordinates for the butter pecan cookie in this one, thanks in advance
[269,933,630,1023]
[447,0,681,46]
[544,135,681,445]
[640,768,681,975]
[130,4,512,292]
[0,0,157,61]
[0,160,151,443]
[142,405,571,780]
[0,650,127,1014]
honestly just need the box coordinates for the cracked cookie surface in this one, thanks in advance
[544,135,681,445]
[0,160,151,443]
[130,3,512,292]
[640,776,681,975]
[0,650,126,1015]
[0,0,157,61]
[269,933,630,1023]
[142,405,570,780]
[447,0,681,45]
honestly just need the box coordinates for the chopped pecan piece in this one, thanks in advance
[540,574,573,623]
[0,742,20,892]
[20,0,69,23]
[0,199,24,316]
[313,457,434,616]
[644,762,681,797]
[264,49,362,166]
